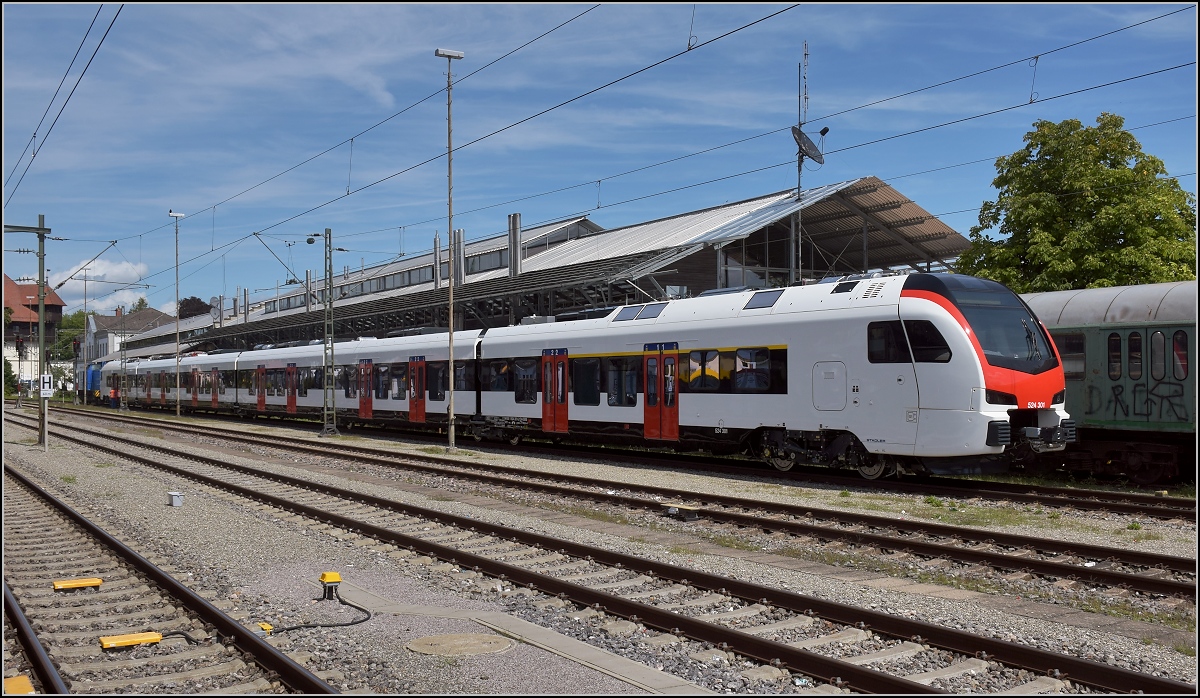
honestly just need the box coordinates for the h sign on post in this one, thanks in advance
[40,374,54,398]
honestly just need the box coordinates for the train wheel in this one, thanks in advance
[858,459,896,480]
[770,454,797,472]
[1126,452,1167,486]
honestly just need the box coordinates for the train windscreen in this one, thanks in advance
[905,274,1060,375]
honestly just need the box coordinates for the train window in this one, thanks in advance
[733,348,771,392]
[636,303,668,320]
[606,357,640,407]
[338,366,357,398]
[663,356,677,408]
[1107,333,1122,380]
[1128,332,1143,380]
[427,362,447,401]
[454,360,476,391]
[480,360,511,392]
[543,362,553,405]
[904,321,952,363]
[572,358,601,406]
[556,361,567,404]
[744,290,784,309]
[1151,332,1165,381]
[375,364,390,399]
[390,363,408,399]
[513,358,539,404]
[1055,333,1085,380]
[1173,331,1188,381]
[297,368,308,397]
[646,357,659,407]
[686,350,720,391]
[614,306,642,321]
[868,321,911,363]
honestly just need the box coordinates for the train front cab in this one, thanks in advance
[899,274,1074,471]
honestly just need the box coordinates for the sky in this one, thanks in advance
[3,4,1196,318]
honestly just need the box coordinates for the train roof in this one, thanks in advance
[1021,280,1197,328]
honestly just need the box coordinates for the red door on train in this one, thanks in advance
[256,365,266,412]
[408,356,425,423]
[190,368,199,408]
[357,360,373,419]
[286,364,298,414]
[211,368,220,409]
[643,342,680,441]
[541,349,569,434]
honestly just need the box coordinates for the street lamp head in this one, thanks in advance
[169,210,185,219]
[434,48,464,59]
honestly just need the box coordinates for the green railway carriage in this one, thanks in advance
[1022,281,1196,485]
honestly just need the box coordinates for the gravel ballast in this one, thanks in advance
[4,411,1196,693]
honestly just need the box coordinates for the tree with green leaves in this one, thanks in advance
[131,296,149,312]
[3,357,16,397]
[956,112,1196,292]
[178,296,211,320]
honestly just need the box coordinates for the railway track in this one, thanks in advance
[4,413,1194,694]
[1,467,334,695]
[18,410,1196,600]
[46,403,1199,520]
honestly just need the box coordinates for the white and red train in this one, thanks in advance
[101,273,1075,479]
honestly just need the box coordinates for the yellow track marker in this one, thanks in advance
[53,577,103,590]
[99,632,162,649]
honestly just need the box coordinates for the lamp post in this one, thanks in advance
[435,47,463,453]
[169,210,185,417]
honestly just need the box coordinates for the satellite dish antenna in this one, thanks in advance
[792,125,824,165]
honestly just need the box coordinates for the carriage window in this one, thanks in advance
[375,364,390,399]
[686,350,720,391]
[606,357,640,407]
[1151,331,1165,381]
[1128,332,1143,380]
[614,306,642,321]
[1173,331,1188,381]
[663,356,676,407]
[904,320,952,363]
[427,362,447,401]
[572,358,601,406]
[390,363,408,399]
[868,321,911,363]
[297,368,308,397]
[744,289,784,310]
[636,303,668,320]
[454,360,475,391]
[481,360,511,392]
[543,362,552,406]
[513,358,538,404]
[556,361,567,404]
[1055,333,1085,380]
[646,357,659,407]
[734,348,771,392]
[1107,333,1122,380]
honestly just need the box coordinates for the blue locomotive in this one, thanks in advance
[1022,281,1196,485]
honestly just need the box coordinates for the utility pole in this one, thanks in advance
[309,228,339,437]
[435,47,464,453]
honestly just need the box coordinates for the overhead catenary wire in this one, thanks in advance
[43,10,1195,313]
[4,5,104,189]
[4,4,124,209]
[58,5,1187,249]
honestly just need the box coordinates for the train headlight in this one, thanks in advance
[1052,390,1065,405]
[985,390,1018,405]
